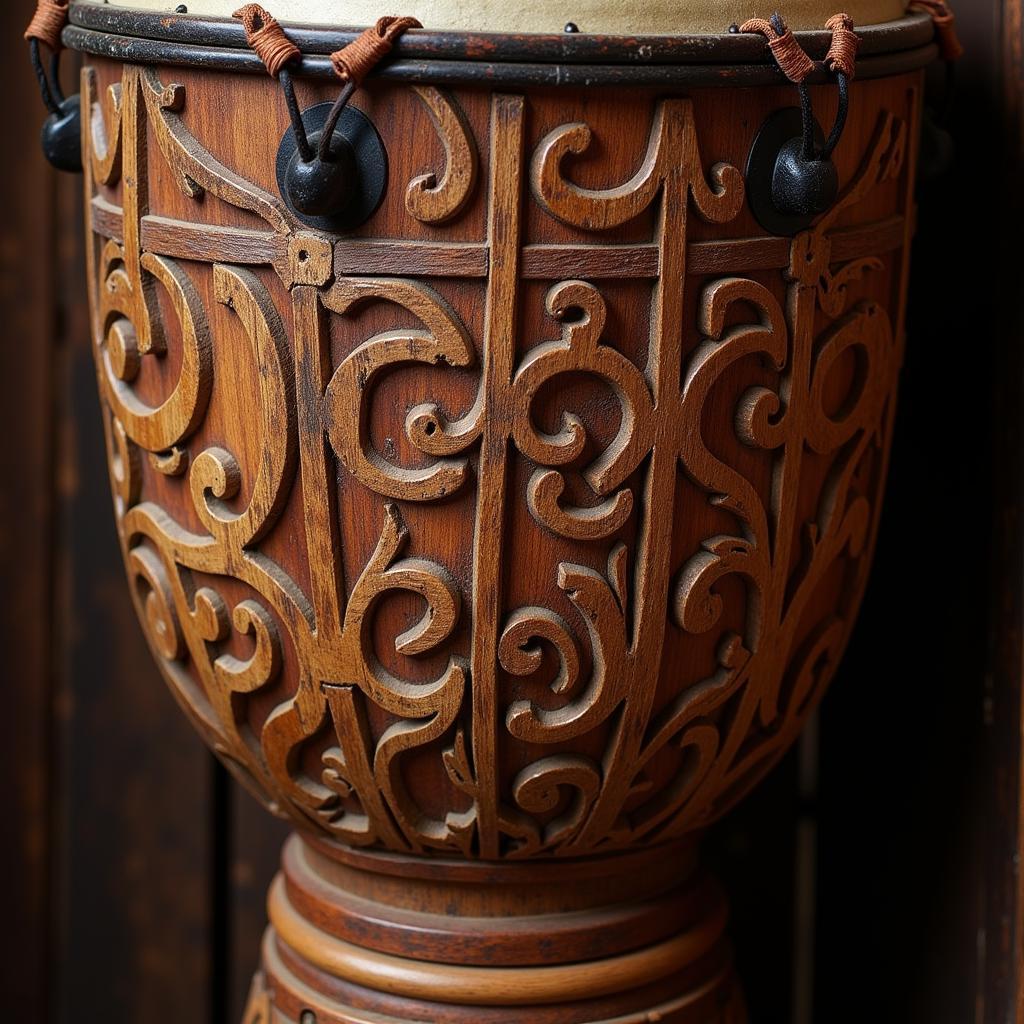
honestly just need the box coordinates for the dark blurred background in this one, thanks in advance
[2,2,1021,1022]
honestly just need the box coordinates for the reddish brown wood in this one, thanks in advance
[69,16,926,1020]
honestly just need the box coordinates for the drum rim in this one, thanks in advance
[65,4,938,84]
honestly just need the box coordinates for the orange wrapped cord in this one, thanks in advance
[739,16,816,83]
[824,13,860,78]
[233,3,301,77]
[24,0,69,52]
[742,12,861,83]
[909,0,964,62]
[329,16,422,85]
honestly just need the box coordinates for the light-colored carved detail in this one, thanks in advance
[84,67,123,187]
[189,264,297,548]
[531,98,744,231]
[511,280,653,541]
[150,446,188,476]
[406,86,479,225]
[140,67,292,234]
[81,60,910,866]
[323,277,481,503]
[240,971,272,1024]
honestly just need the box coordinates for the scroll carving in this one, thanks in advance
[406,86,479,224]
[83,59,911,859]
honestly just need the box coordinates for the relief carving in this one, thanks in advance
[84,62,908,858]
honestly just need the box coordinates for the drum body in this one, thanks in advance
[68,5,936,1021]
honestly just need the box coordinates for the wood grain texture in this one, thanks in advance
[71,34,923,1021]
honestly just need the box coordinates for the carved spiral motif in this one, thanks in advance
[83,60,910,858]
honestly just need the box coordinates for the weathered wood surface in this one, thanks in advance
[5,1,1023,1020]
[75,44,919,1019]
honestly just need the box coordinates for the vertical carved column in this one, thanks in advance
[74,25,923,1021]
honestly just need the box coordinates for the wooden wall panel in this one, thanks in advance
[988,0,1024,1019]
[814,4,1017,1022]
[49,219,218,1022]
[0,4,57,1020]
[227,790,288,1023]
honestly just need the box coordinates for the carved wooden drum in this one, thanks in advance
[50,0,941,1020]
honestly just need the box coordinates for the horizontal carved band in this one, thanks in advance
[260,933,742,1023]
[284,836,707,965]
[90,197,906,281]
[268,871,728,1006]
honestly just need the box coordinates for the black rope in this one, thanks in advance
[279,68,313,163]
[318,80,356,162]
[797,81,816,160]
[29,38,61,116]
[49,50,65,104]
[821,70,849,159]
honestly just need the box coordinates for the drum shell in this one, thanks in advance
[77,26,924,864]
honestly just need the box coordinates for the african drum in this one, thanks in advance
[26,0,946,1020]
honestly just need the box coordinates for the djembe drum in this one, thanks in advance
[25,0,950,1019]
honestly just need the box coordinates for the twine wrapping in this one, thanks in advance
[910,0,964,61]
[233,3,301,77]
[329,16,422,84]
[824,14,860,78]
[740,16,816,83]
[24,0,69,52]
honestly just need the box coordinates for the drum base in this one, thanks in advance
[243,834,746,1023]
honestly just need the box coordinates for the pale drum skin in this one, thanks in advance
[93,0,908,34]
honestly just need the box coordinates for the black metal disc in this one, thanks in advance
[745,107,827,238]
[276,102,387,232]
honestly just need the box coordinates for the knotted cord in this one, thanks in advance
[233,3,300,77]
[24,0,70,116]
[742,13,858,162]
[233,7,420,165]
[24,0,68,52]
[909,0,964,62]
[739,15,816,83]
[329,16,422,84]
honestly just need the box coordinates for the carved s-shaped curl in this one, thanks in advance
[503,556,628,745]
[805,301,894,457]
[406,86,479,225]
[323,278,481,503]
[511,281,654,541]
[213,599,283,695]
[189,265,297,549]
[508,754,601,855]
[100,252,213,454]
[531,98,743,231]
[672,277,788,642]
[341,503,467,851]
[128,544,185,662]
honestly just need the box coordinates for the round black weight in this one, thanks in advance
[41,94,82,173]
[745,107,830,237]
[771,136,839,218]
[276,103,387,232]
[284,132,359,218]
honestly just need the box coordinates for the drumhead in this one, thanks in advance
[95,0,910,35]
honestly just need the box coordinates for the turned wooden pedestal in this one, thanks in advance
[249,837,745,1022]
[65,5,936,1020]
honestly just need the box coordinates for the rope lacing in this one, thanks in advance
[24,0,68,52]
[909,0,964,62]
[233,6,420,165]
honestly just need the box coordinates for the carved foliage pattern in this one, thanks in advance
[83,62,909,858]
